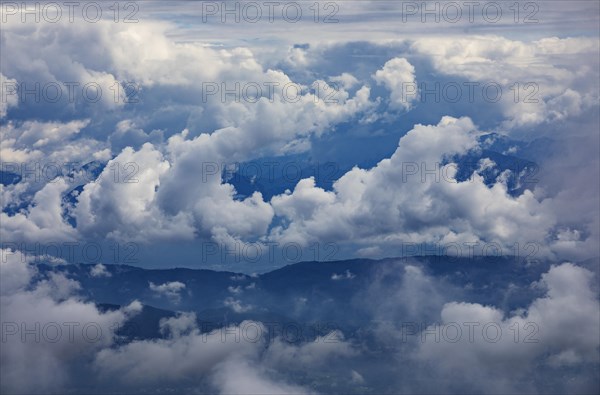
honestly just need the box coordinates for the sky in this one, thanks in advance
[1,0,599,271]
[1,1,599,394]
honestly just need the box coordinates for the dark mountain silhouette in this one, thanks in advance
[33,255,587,342]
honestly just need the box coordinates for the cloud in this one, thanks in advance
[211,358,312,395]
[228,285,243,294]
[0,248,36,295]
[414,262,600,393]
[373,57,417,110]
[0,249,141,394]
[0,18,382,248]
[0,3,598,394]
[0,73,18,118]
[0,119,99,166]
[331,270,356,280]
[1,15,597,264]
[269,116,561,258]
[94,316,352,394]
[94,319,260,388]
[224,297,253,313]
[149,281,186,303]
[410,35,599,129]
[1,177,78,244]
[330,72,359,90]
[263,330,357,368]
[90,263,111,278]
[73,143,195,242]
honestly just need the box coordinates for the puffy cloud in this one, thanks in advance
[0,17,380,247]
[211,358,312,395]
[94,316,351,393]
[414,262,600,393]
[149,281,186,303]
[0,248,35,295]
[263,331,357,368]
[269,116,558,257]
[73,143,195,242]
[1,18,375,146]
[410,36,599,129]
[0,4,598,394]
[14,120,88,149]
[94,319,259,387]
[330,72,360,90]
[0,73,18,118]
[0,250,141,394]
[154,130,276,241]
[1,177,78,244]
[0,119,98,164]
[224,297,254,313]
[527,263,600,362]
[357,263,454,349]
[228,285,243,294]
[373,57,417,110]
[90,263,111,278]
[3,16,595,262]
[0,119,108,222]
[331,270,356,280]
